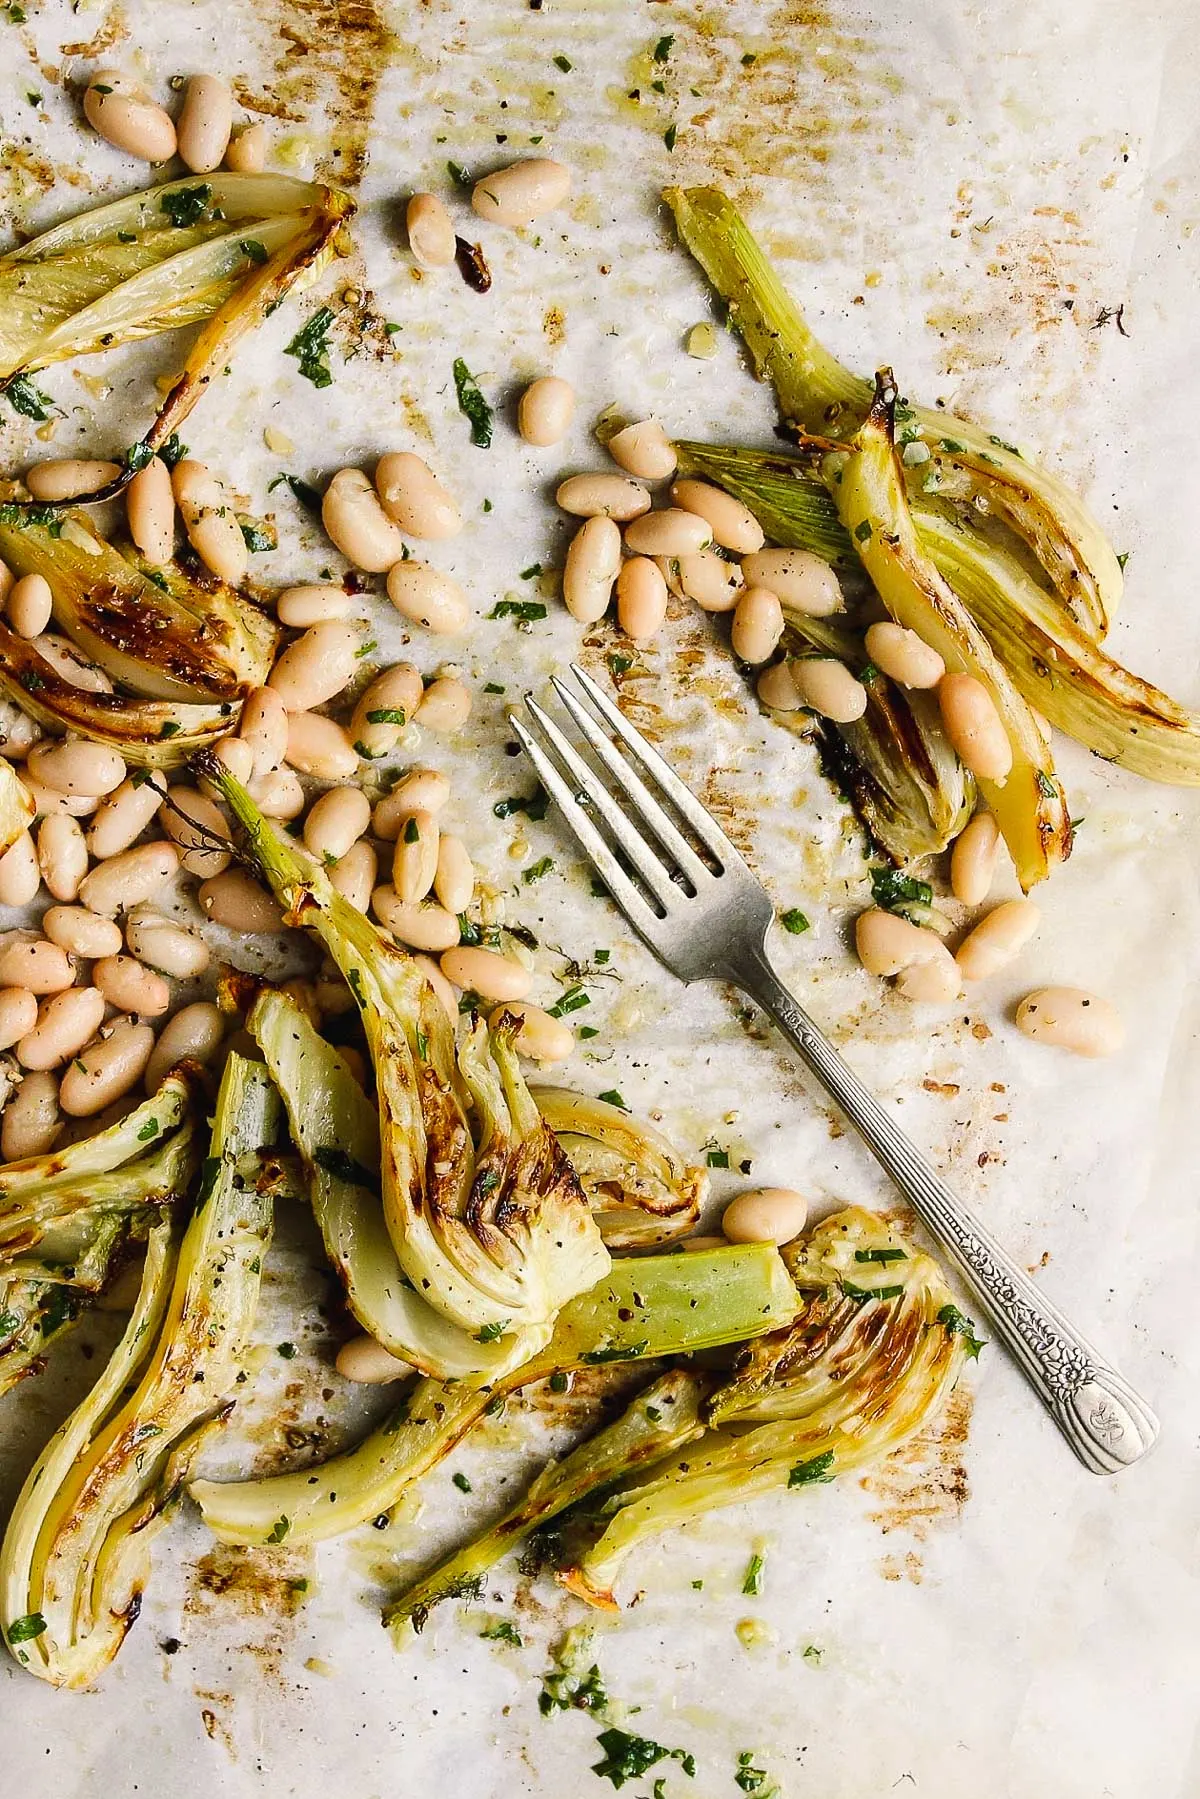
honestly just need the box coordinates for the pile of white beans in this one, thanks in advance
[405,156,572,273]
[83,68,268,173]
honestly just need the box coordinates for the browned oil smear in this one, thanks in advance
[860,1381,973,1543]
[242,0,391,187]
[184,1544,314,1692]
[878,1549,924,1584]
[59,3,130,59]
[543,305,566,348]
[195,1690,238,1758]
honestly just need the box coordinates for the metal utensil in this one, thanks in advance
[510,662,1159,1475]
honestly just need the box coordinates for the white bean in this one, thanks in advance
[200,735,255,803]
[386,561,470,635]
[33,634,112,693]
[670,479,764,554]
[249,765,306,820]
[790,657,868,723]
[7,573,53,638]
[284,712,358,781]
[276,584,355,628]
[17,986,106,1071]
[955,899,1040,982]
[124,907,210,979]
[94,954,170,1017]
[756,662,802,712]
[855,908,942,978]
[36,814,87,902]
[238,686,290,779]
[176,73,232,174]
[0,988,38,1051]
[27,739,125,798]
[59,1018,155,1116]
[373,770,451,837]
[2,1069,61,1159]
[78,841,180,916]
[616,557,668,641]
[518,377,575,447]
[937,674,1012,781]
[199,867,283,932]
[439,946,531,1001]
[224,121,268,173]
[416,677,472,733]
[0,938,74,993]
[864,620,945,690]
[471,157,571,229]
[328,839,376,911]
[304,787,371,863]
[677,548,743,613]
[268,619,362,711]
[375,454,461,539]
[162,786,231,878]
[0,832,41,907]
[23,459,121,503]
[392,809,439,905]
[622,509,713,557]
[351,663,423,761]
[83,71,176,162]
[371,889,460,951]
[25,780,100,820]
[0,702,42,760]
[336,1334,410,1383]
[894,941,962,1002]
[144,1001,225,1092]
[86,772,167,859]
[1015,987,1124,1058]
[171,460,248,586]
[125,455,175,565]
[406,192,456,269]
[321,468,407,571]
[42,905,122,959]
[740,548,843,617]
[722,1186,808,1246]
[490,1001,573,1063]
[731,587,784,665]
[563,516,621,623]
[606,419,676,481]
[556,474,651,522]
[950,812,1002,907]
[434,834,474,914]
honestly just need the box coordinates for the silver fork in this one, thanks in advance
[511,662,1159,1476]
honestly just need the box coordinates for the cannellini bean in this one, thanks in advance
[434,834,474,914]
[864,620,945,690]
[2,1069,61,1159]
[0,701,41,760]
[351,663,423,761]
[677,548,743,613]
[7,573,53,638]
[224,121,268,173]
[371,889,460,951]
[563,516,621,623]
[176,73,232,174]
[42,905,122,959]
[414,952,459,1024]
[937,673,1012,781]
[328,839,376,911]
[125,907,210,979]
[59,1018,155,1116]
[895,940,962,1002]
[276,584,355,627]
[0,988,38,1051]
[249,765,306,820]
[950,812,1002,906]
[790,657,868,723]
[731,587,785,665]
[36,814,87,902]
[855,908,943,978]
[471,157,571,229]
[439,945,532,1001]
[386,561,470,635]
[28,739,125,798]
[375,453,461,539]
[1015,986,1124,1058]
[83,71,176,161]
[304,787,371,862]
[336,1334,409,1383]
[17,986,106,1071]
[606,419,677,481]
[24,459,121,503]
[238,686,290,779]
[722,1186,809,1246]
[125,455,175,565]
[556,473,651,522]
[373,771,451,837]
[392,809,439,905]
[33,634,112,693]
[0,938,74,993]
[94,955,170,1017]
[25,780,100,819]
[616,557,668,641]
[518,377,575,447]
[268,619,362,711]
[198,867,283,932]
[740,548,844,618]
[0,833,41,907]
[406,191,456,269]
[171,460,248,586]
[201,735,255,801]
[86,772,167,859]
[321,468,407,572]
[78,841,179,915]
[284,712,358,781]
[955,899,1040,982]
[756,662,802,712]
[144,1000,225,1092]
[491,1000,573,1062]
[416,676,472,733]
[162,786,231,877]
[623,508,713,557]
[670,480,764,554]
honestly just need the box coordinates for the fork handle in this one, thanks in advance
[732,941,1158,1475]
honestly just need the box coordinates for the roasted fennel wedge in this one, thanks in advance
[530,1086,705,1248]
[0,1053,278,1688]
[188,1243,798,1547]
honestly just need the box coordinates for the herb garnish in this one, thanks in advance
[787,1449,835,1487]
[3,374,55,420]
[313,1145,375,1188]
[161,184,212,228]
[285,306,336,389]
[938,1303,985,1358]
[591,1728,695,1789]
[452,358,494,447]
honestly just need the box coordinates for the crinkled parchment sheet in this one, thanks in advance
[2,2,1199,1794]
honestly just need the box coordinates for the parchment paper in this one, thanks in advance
[2,2,1199,1795]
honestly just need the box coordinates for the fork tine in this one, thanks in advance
[568,662,749,870]
[549,675,713,891]
[507,713,666,933]
[522,697,684,910]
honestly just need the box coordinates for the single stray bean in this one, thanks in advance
[83,70,176,162]
[322,468,407,572]
[518,377,575,447]
[439,945,531,1001]
[622,509,713,557]
[406,192,456,269]
[284,712,358,781]
[731,587,784,665]
[789,657,868,723]
[556,474,650,522]
[269,619,362,712]
[125,456,175,565]
[176,73,232,175]
[386,562,470,635]
[606,419,676,482]
[1015,986,1124,1058]
[171,459,248,586]
[78,841,180,915]
[336,1334,410,1382]
[740,548,843,618]
[864,620,945,690]
[24,459,121,502]
[670,479,764,554]
[471,157,570,229]
[371,889,460,951]
[42,905,122,960]
[722,1186,808,1246]
[0,833,39,907]
[375,453,461,539]
[616,557,668,641]
[2,1069,62,1159]
[416,677,472,733]
[198,867,284,932]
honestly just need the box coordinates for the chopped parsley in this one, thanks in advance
[869,865,933,914]
[539,1652,608,1715]
[277,1341,297,1359]
[484,681,505,694]
[779,908,810,934]
[520,562,543,579]
[578,1025,599,1039]
[842,1280,904,1300]
[608,651,635,676]
[161,184,212,228]
[854,1246,907,1264]
[653,33,674,60]
[580,1339,646,1365]
[124,441,155,474]
[705,1146,730,1169]
[7,1613,46,1644]
[481,1618,523,1646]
[742,1551,766,1596]
[3,374,54,420]
[735,1751,778,1794]
[266,1515,291,1543]
[474,1319,509,1343]
[267,471,321,510]
[523,856,554,883]
[403,815,422,844]
[853,518,873,543]
[158,432,187,469]
[447,160,472,187]
[313,1145,375,1188]
[136,1117,160,1142]
[452,357,494,448]
[553,52,572,71]
[1035,769,1058,799]
[663,122,678,152]
[591,1728,695,1789]
[240,520,275,553]
[493,789,548,821]
[452,1471,472,1493]
[787,1449,835,1487]
[597,1089,627,1110]
[547,986,589,1017]
[490,599,547,622]
[238,237,269,265]
[285,306,336,389]
[366,707,407,726]
[938,1303,985,1358]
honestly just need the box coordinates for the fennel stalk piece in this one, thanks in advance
[0,754,34,859]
